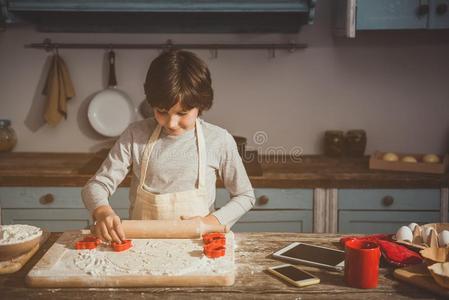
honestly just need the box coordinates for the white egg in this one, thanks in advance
[439,230,449,247]
[396,226,413,242]
[408,223,419,231]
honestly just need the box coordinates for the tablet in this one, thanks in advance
[272,242,345,271]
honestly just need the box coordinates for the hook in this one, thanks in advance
[209,48,218,59]
[43,38,53,52]
[163,39,174,52]
[288,40,297,53]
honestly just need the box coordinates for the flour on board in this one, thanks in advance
[0,224,42,245]
[51,232,235,276]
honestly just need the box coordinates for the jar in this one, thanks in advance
[345,130,367,157]
[0,119,17,152]
[324,130,345,157]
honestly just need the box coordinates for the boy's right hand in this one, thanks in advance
[92,205,125,243]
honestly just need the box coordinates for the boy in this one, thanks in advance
[82,50,255,243]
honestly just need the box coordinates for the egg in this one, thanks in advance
[423,154,440,164]
[408,222,419,231]
[396,226,413,242]
[439,230,449,247]
[401,155,417,163]
[383,152,399,162]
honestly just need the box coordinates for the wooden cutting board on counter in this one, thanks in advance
[393,264,449,297]
[26,230,235,287]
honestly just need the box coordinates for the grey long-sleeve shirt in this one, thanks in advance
[81,118,255,226]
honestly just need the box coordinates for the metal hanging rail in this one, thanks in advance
[24,38,307,57]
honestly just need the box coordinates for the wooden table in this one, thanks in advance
[0,233,443,299]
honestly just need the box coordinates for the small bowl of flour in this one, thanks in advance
[0,224,43,260]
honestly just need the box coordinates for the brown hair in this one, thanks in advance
[144,50,213,114]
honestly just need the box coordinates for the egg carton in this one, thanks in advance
[394,223,449,250]
[369,151,449,174]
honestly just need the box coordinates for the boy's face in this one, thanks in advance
[153,101,199,136]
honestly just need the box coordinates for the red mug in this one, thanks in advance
[344,240,381,289]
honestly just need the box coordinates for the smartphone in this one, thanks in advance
[268,264,320,287]
[272,242,345,271]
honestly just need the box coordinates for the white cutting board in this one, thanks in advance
[26,230,235,287]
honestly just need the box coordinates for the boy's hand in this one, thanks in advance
[181,214,221,225]
[92,205,125,243]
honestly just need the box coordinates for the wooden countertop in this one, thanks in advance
[0,152,448,188]
[0,232,438,299]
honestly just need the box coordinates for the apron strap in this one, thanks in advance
[139,118,207,191]
[196,118,206,191]
[139,123,162,186]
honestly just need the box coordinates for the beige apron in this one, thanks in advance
[131,118,210,220]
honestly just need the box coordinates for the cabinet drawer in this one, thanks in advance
[0,187,84,208]
[231,210,312,233]
[0,187,130,209]
[1,208,91,232]
[339,211,441,234]
[339,189,440,210]
[215,188,313,210]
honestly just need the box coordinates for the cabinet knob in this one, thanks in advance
[257,195,269,206]
[382,195,394,207]
[40,193,55,205]
[436,3,448,15]
[417,4,429,16]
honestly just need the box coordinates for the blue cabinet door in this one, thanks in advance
[429,0,449,28]
[357,0,428,29]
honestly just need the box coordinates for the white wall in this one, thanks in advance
[1,0,448,155]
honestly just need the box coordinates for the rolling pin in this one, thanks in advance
[92,219,229,239]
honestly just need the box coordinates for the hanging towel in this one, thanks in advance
[42,54,75,126]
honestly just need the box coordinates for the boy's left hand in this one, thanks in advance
[181,214,220,225]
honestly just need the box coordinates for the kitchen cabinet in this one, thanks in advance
[338,189,441,233]
[0,187,130,231]
[215,188,314,232]
[336,0,449,38]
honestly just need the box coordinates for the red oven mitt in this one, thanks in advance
[340,234,423,267]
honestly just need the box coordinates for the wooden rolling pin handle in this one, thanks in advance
[97,219,231,239]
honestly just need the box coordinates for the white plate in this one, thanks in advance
[88,88,137,137]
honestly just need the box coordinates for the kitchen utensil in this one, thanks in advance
[0,228,44,261]
[111,239,133,252]
[88,50,137,137]
[74,236,101,250]
[0,229,49,274]
[344,239,381,289]
[116,219,229,239]
[324,130,345,157]
[26,230,235,287]
[0,119,17,152]
[428,262,449,289]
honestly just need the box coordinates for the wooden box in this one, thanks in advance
[369,151,449,174]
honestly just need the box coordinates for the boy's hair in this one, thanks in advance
[144,50,213,114]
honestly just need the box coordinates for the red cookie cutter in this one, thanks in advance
[203,245,226,258]
[111,239,133,252]
[75,236,101,250]
[202,232,226,244]
[204,238,226,248]
[203,233,226,258]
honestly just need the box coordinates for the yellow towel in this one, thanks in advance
[43,54,75,126]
